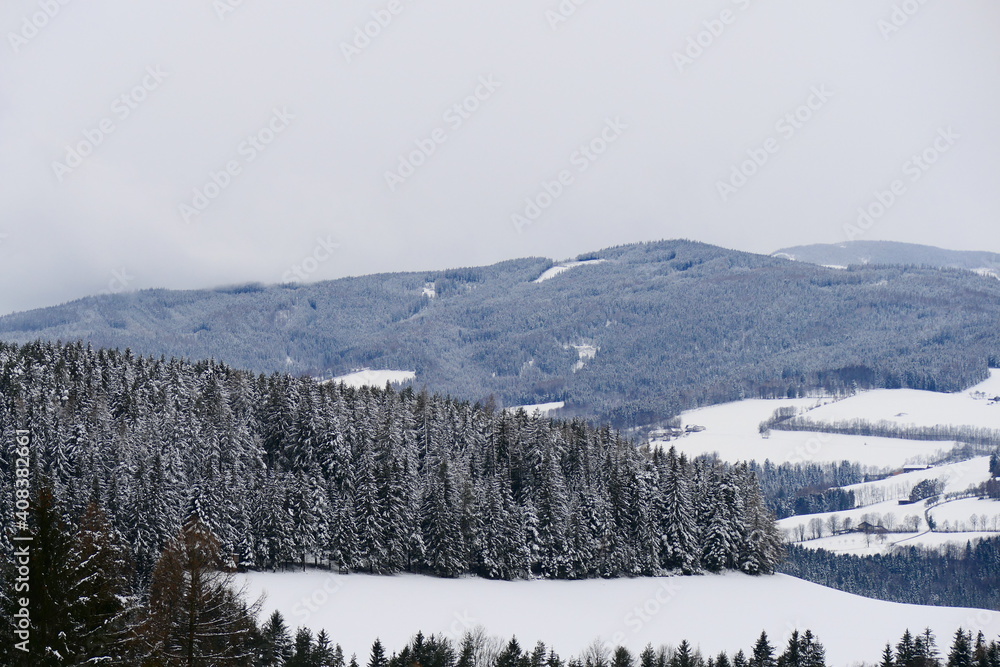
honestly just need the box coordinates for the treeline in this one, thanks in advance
[0,340,782,582]
[772,419,1000,453]
[267,627,831,667]
[748,460,871,520]
[0,489,820,667]
[780,539,1000,610]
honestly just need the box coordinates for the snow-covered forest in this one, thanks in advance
[0,340,781,583]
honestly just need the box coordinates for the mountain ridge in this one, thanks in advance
[3,239,1000,428]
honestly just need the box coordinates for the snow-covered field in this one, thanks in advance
[931,498,1000,532]
[326,369,416,388]
[658,397,953,467]
[656,371,1000,467]
[240,571,1000,666]
[842,457,993,506]
[778,493,1000,549]
[794,530,997,556]
[794,370,1000,432]
[778,499,928,541]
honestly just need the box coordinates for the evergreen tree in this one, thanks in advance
[368,638,389,667]
[881,645,895,667]
[258,610,293,666]
[613,646,636,667]
[140,511,260,666]
[948,630,974,667]
[288,626,315,667]
[672,640,698,667]
[799,630,826,667]
[751,632,776,667]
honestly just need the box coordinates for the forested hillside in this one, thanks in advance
[773,241,1000,273]
[3,240,1000,427]
[0,340,782,583]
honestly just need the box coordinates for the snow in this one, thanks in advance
[239,571,1000,666]
[507,401,565,415]
[842,457,993,506]
[655,397,953,467]
[565,342,598,372]
[929,498,1000,532]
[533,259,607,283]
[326,369,416,388]
[795,531,996,556]
[778,492,1000,550]
[793,370,1000,433]
[778,499,928,541]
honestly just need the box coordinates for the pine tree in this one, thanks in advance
[65,500,137,664]
[613,646,636,667]
[659,448,699,574]
[421,459,465,577]
[368,638,389,667]
[673,640,697,667]
[287,626,315,667]
[948,630,974,667]
[751,632,776,667]
[258,610,293,666]
[799,630,826,667]
[779,630,802,667]
[898,630,918,667]
[497,637,528,667]
[139,511,260,666]
[881,645,895,667]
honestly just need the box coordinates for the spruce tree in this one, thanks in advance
[948,630,974,667]
[751,632,776,667]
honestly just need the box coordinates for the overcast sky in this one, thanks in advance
[2,0,998,315]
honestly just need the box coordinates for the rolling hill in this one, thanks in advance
[773,241,1000,276]
[4,240,1000,427]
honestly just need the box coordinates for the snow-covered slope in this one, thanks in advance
[325,369,416,388]
[240,571,1000,666]
[533,259,607,283]
[657,397,953,467]
[793,370,1000,432]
